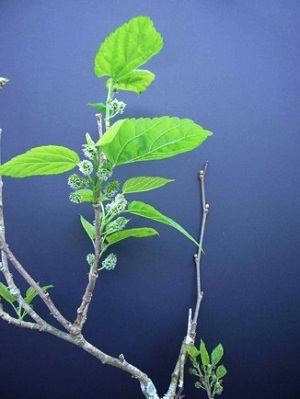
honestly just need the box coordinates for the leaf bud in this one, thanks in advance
[188,367,198,376]
[86,253,95,267]
[110,98,126,115]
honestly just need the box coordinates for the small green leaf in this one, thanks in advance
[94,16,163,80]
[86,133,96,146]
[106,227,158,245]
[194,381,202,389]
[87,102,107,114]
[74,189,94,203]
[25,284,54,305]
[127,201,200,247]
[211,343,224,366]
[107,69,155,94]
[0,146,79,178]
[122,176,174,194]
[216,365,227,379]
[187,345,201,359]
[0,282,17,304]
[200,340,210,366]
[97,117,212,166]
[80,215,95,242]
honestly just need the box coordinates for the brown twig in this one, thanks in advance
[192,161,209,329]
[0,238,75,331]
[74,203,101,331]
[0,303,39,329]
[165,162,210,398]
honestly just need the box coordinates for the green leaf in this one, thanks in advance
[97,117,212,166]
[187,345,201,359]
[216,365,227,379]
[122,176,174,194]
[127,201,200,247]
[211,343,224,366]
[106,227,158,245]
[0,282,17,304]
[94,16,163,80]
[86,133,96,146]
[87,102,107,114]
[80,215,95,242]
[0,146,79,178]
[107,69,155,94]
[24,284,54,305]
[74,189,94,203]
[200,340,210,366]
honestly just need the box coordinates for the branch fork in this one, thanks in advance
[0,120,210,399]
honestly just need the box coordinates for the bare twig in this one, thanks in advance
[96,113,103,139]
[192,161,209,329]
[96,113,106,160]
[0,303,39,329]
[0,238,74,332]
[165,162,210,398]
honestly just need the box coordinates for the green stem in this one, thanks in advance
[105,81,114,130]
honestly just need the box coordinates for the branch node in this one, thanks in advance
[119,354,126,363]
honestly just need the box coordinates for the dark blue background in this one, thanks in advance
[0,1,299,398]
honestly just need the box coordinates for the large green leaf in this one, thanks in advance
[0,146,79,178]
[106,227,158,245]
[122,176,174,194]
[98,117,212,166]
[106,70,155,94]
[0,282,16,304]
[94,16,163,80]
[126,201,199,247]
